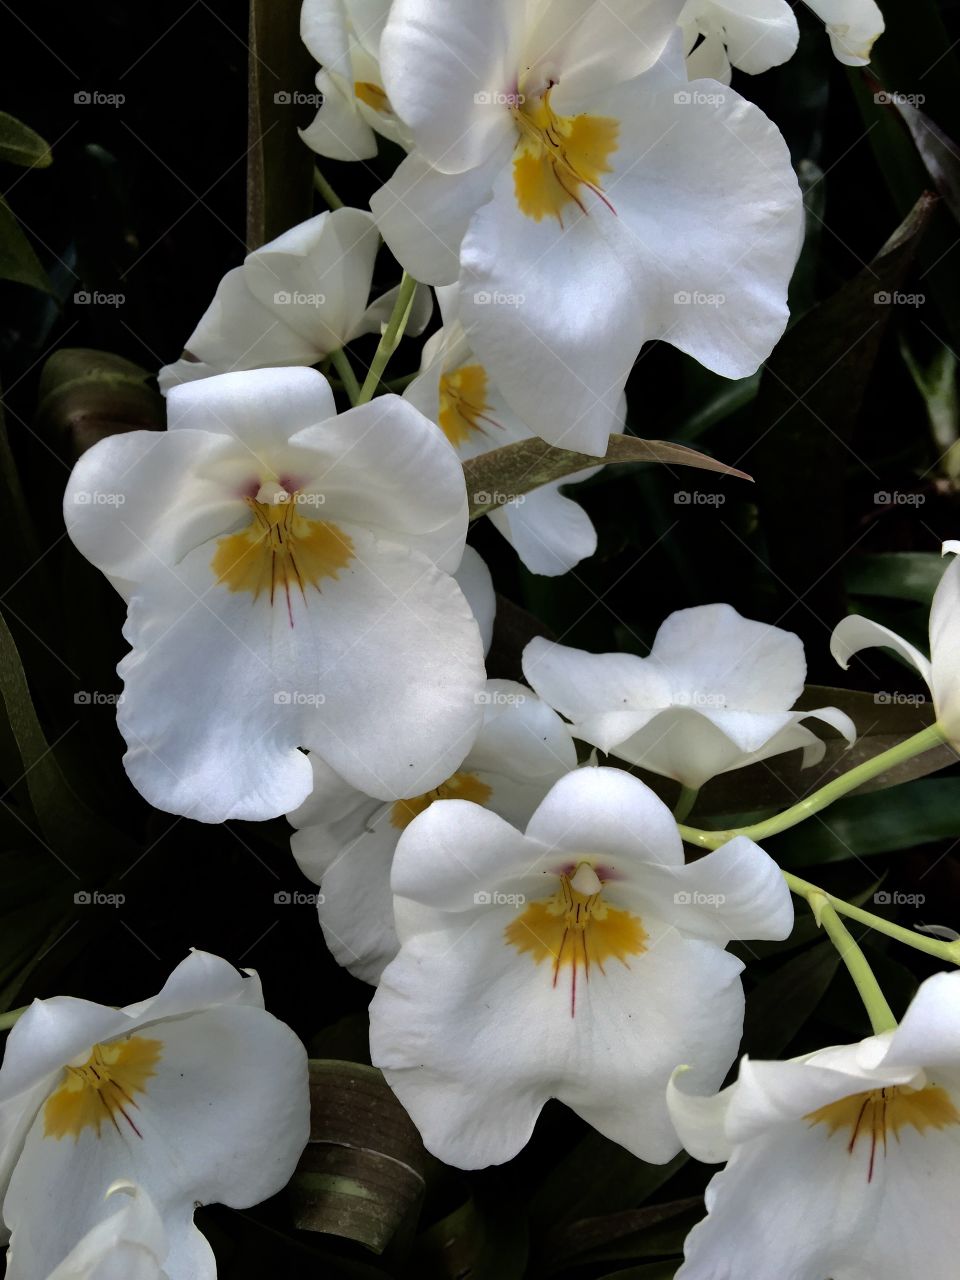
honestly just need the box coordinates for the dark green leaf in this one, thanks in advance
[0,195,52,293]
[529,1138,687,1229]
[413,1193,528,1280]
[0,112,52,168]
[37,348,164,457]
[538,1198,699,1274]
[846,551,946,606]
[741,942,841,1056]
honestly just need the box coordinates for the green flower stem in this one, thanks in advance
[673,785,699,823]
[313,166,343,210]
[807,892,898,1034]
[330,346,362,406]
[356,272,418,405]
[678,722,949,850]
[0,1005,27,1032]
[784,870,960,966]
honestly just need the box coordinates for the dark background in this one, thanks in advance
[0,0,959,1275]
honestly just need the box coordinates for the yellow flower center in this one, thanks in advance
[390,770,493,829]
[211,485,354,626]
[354,80,391,114]
[807,1084,960,1181]
[437,364,501,448]
[44,1035,163,1141]
[505,862,647,1015]
[511,87,619,224]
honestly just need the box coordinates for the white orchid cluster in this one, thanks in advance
[19,0,960,1277]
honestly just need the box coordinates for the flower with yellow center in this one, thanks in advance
[405,287,607,576]
[668,970,960,1280]
[288,679,577,986]
[369,766,792,1168]
[372,0,803,455]
[0,951,309,1280]
[64,366,486,823]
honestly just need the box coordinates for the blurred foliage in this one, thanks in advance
[1,0,960,1276]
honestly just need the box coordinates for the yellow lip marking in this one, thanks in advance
[44,1035,163,1141]
[512,87,619,224]
[354,81,391,114]
[437,365,502,448]
[212,485,354,626]
[390,770,493,830]
[807,1084,960,1181]
[505,862,647,1015]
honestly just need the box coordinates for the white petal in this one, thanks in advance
[830,614,933,688]
[299,71,379,160]
[929,547,960,738]
[598,75,801,380]
[683,30,732,81]
[117,532,484,821]
[370,140,511,285]
[469,680,577,784]
[803,0,884,63]
[490,480,598,577]
[650,603,806,712]
[300,0,350,74]
[45,1183,169,1280]
[876,971,960,1071]
[666,1069,736,1164]
[353,279,434,341]
[453,545,496,654]
[371,904,743,1167]
[523,766,686,868]
[522,638,669,725]
[379,0,520,174]
[681,0,798,75]
[166,366,337,452]
[292,394,469,572]
[643,835,794,943]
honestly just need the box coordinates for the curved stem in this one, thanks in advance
[809,893,897,1034]
[313,166,343,210]
[784,870,960,966]
[673,785,699,823]
[330,346,362,406]
[356,272,418,405]
[678,723,949,850]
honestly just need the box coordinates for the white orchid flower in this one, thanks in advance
[369,765,793,1168]
[370,0,803,455]
[679,0,882,81]
[288,678,577,984]
[157,209,431,393]
[299,0,408,160]
[668,970,960,1279]
[832,541,960,745]
[0,952,309,1280]
[64,366,486,823]
[453,545,496,655]
[523,604,856,791]
[45,1182,168,1280]
[404,286,607,576]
